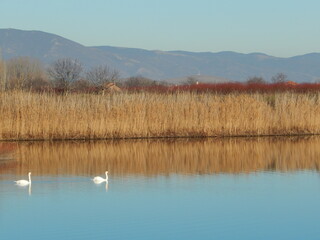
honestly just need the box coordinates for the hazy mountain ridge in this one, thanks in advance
[0,28,320,82]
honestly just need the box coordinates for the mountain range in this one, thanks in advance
[0,28,320,83]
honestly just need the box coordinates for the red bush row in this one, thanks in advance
[125,82,320,94]
[30,82,320,94]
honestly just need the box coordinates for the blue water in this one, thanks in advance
[1,171,320,240]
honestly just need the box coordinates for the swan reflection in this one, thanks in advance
[15,181,32,195]
[93,180,109,192]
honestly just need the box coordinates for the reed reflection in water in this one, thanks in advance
[2,137,320,240]
[1,136,320,176]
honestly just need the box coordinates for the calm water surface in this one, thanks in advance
[1,138,320,240]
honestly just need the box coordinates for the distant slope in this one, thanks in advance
[0,28,122,73]
[1,28,320,82]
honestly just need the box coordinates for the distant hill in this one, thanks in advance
[1,28,320,82]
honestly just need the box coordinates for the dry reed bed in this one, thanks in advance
[2,137,320,176]
[1,91,320,140]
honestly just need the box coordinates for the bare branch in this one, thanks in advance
[6,57,46,90]
[271,73,288,83]
[86,65,120,86]
[48,58,83,89]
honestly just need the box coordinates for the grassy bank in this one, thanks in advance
[1,91,320,140]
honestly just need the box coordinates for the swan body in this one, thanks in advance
[15,172,31,186]
[93,171,108,184]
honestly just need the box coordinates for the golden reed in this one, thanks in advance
[1,91,320,140]
[1,137,320,176]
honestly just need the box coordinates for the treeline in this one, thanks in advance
[1,56,320,94]
[0,57,169,92]
[245,73,293,84]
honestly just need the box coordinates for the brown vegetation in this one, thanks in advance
[1,57,320,140]
[3,137,320,176]
[0,143,16,162]
[1,91,320,140]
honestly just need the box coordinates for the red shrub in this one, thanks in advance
[31,81,320,94]
[128,82,320,94]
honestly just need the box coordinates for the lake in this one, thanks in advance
[1,137,320,240]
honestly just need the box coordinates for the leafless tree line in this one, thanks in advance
[0,56,296,92]
[0,57,47,91]
[0,57,172,91]
[0,57,124,91]
[246,73,291,84]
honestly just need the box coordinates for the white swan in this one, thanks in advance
[92,171,108,184]
[15,172,31,186]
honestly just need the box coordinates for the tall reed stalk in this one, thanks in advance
[1,91,320,140]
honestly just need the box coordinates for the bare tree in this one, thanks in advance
[271,73,288,83]
[183,76,199,85]
[86,65,119,86]
[246,76,266,84]
[48,58,83,89]
[6,57,46,90]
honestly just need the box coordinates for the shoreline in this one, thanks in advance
[1,132,319,142]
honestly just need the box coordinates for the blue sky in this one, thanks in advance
[1,0,319,57]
